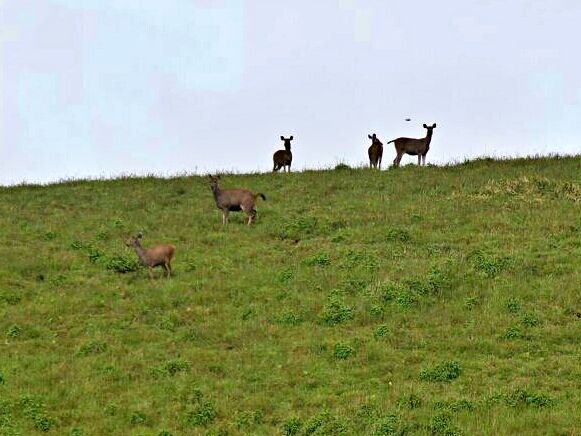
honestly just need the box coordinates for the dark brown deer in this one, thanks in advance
[125,233,175,279]
[388,123,437,167]
[208,175,266,225]
[273,136,293,172]
[367,133,383,169]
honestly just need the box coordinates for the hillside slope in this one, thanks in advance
[1,156,580,435]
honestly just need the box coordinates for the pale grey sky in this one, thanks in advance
[1,0,580,185]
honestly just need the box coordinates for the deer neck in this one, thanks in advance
[133,243,149,264]
[210,184,222,201]
[425,130,433,146]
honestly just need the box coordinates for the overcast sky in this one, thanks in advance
[1,0,580,185]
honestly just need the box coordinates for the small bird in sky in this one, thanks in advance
[405,117,411,121]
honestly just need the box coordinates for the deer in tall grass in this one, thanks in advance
[367,133,383,169]
[125,233,175,279]
[273,136,293,172]
[208,175,266,225]
[388,123,437,167]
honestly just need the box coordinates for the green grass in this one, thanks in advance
[0,156,580,435]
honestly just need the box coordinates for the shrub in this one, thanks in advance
[6,325,21,339]
[428,413,460,435]
[76,341,107,357]
[334,163,351,170]
[130,411,147,425]
[420,361,461,382]
[464,296,480,311]
[503,389,554,408]
[521,312,540,327]
[506,297,521,314]
[503,326,521,340]
[333,342,355,360]
[105,255,139,273]
[0,372,5,385]
[184,402,217,427]
[281,417,302,435]
[274,310,303,326]
[319,295,354,326]
[152,358,189,377]
[396,393,422,409]
[0,291,21,305]
[305,252,330,267]
[471,250,510,277]
[373,414,400,435]
[386,228,411,243]
[373,325,390,340]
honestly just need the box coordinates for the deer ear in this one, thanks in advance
[423,124,428,128]
[280,136,285,141]
[432,123,437,128]
[289,136,293,140]
[368,134,372,139]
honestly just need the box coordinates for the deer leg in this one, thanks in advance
[422,154,426,166]
[148,267,154,280]
[162,263,171,278]
[222,209,229,225]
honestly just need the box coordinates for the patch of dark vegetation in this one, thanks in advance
[373,324,390,340]
[428,413,461,435]
[372,413,403,435]
[304,410,349,434]
[333,342,355,360]
[486,389,555,408]
[104,255,140,273]
[464,296,480,311]
[278,267,295,283]
[503,326,522,340]
[273,309,303,326]
[17,396,54,432]
[334,163,351,170]
[433,399,474,413]
[505,297,522,314]
[340,277,370,294]
[304,252,331,267]
[470,250,511,277]
[0,290,21,306]
[130,410,148,426]
[385,227,411,243]
[338,249,378,271]
[151,358,189,377]
[76,341,108,357]
[234,410,263,430]
[281,417,302,435]
[319,294,354,326]
[521,312,540,327]
[397,393,422,410]
[420,361,461,382]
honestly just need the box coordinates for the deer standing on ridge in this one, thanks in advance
[125,233,175,279]
[273,136,293,172]
[388,123,437,167]
[208,175,266,225]
[367,133,383,169]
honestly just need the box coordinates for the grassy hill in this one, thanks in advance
[0,156,580,435]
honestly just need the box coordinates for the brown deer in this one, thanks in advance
[273,136,293,172]
[388,123,437,167]
[208,175,266,225]
[125,233,175,279]
[367,133,383,169]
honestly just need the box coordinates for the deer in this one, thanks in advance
[273,136,293,172]
[208,175,266,225]
[125,233,175,279]
[388,123,437,167]
[367,133,383,169]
